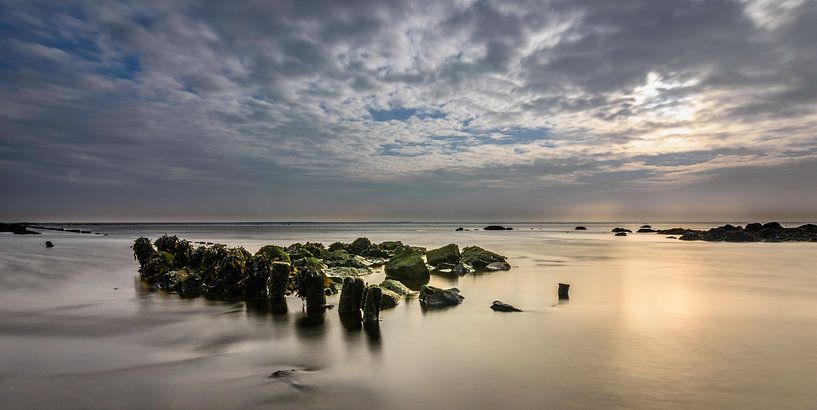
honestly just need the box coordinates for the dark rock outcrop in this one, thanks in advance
[385,246,430,282]
[426,243,460,267]
[338,277,365,315]
[419,285,464,307]
[491,300,522,312]
[612,227,632,233]
[0,223,40,235]
[45,241,54,248]
[615,232,627,237]
[363,286,382,322]
[460,246,509,270]
[483,225,512,231]
[574,226,587,230]
[669,222,816,242]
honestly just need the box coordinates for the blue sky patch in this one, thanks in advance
[369,107,417,121]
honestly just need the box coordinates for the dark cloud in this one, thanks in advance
[1,0,816,221]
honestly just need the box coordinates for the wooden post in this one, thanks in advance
[558,283,570,299]
[362,285,382,323]
[338,277,365,315]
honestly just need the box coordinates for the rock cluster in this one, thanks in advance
[656,223,817,242]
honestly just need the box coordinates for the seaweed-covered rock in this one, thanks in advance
[349,237,373,254]
[460,246,508,270]
[205,247,252,296]
[240,254,274,297]
[426,244,461,267]
[132,237,156,267]
[164,268,201,295]
[287,242,325,261]
[255,245,291,263]
[452,262,473,275]
[379,279,418,296]
[379,241,404,252]
[322,250,368,268]
[141,252,174,283]
[154,235,193,268]
[385,247,430,282]
[328,241,349,252]
[419,285,464,307]
[378,286,401,308]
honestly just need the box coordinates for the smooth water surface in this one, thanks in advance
[2,223,817,409]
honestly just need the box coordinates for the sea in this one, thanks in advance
[1,222,816,409]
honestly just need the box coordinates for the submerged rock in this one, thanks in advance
[615,232,627,237]
[45,241,54,248]
[455,227,464,231]
[419,285,464,307]
[384,247,430,282]
[612,227,632,233]
[460,246,508,270]
[485,261,511,271]
[491,300,522,312]
[574,226,587,230]
[426,243,461,267]
[380,278,418,296]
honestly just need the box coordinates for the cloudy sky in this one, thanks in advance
[1,0,816,221]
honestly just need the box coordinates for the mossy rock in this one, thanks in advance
[426,243,460,267]
[378,286,401,308]
[349,237,373,254]
[154,235,193,268]
[460,246,507,270]
[380,278,418,296]
[385,247,430,282]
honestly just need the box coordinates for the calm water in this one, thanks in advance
[2,222,817,409]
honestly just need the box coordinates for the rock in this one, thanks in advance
[612,227,632,233]
[451,262,473,275]
[426,243,461,267]
[491,300,522,312]
[724,230,757,242]
[385,247,430,282]
[324,266,372,281]
[255,245,291,263]
[656,228,692,235]
[574,226,587,230]
[378,241,404,253]
[615,232,627,237]
[349,237,373,254]
[485,261,511,271]
[640,225,652,229]
[240,254,274,297]
[666,236,676,239]
[637,228,656,233]
[0,223,40,235]
[380,278,418,296]
[363,286,382,322]
[338,277,365,315]
[322,250,368,269]
[132,237,156,267]
[762,222,784,231]
[419,285,464,307]
[377,286,401,308]
[154,235,194,269]
[460,246,508,270]
[558,283,570,299]
[483,225,510,230]
[45,241,54,248]
[679,232,702,241]
[164,268,201,295]
[269,369,297,378]
[745,223,763,232]
[455,227,464,231]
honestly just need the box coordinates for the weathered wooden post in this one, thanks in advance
[268,261,291,301]
[363,285,382,323]
[558,283,570,299]
[338,277,365,315]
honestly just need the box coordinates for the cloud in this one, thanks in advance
[1,0,816,220]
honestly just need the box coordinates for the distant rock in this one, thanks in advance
[615,232,627,237]
[45,241,54,248]
[640,225,652,229]
[745,223,763,232]
[611,227,632,233]
[671,222,816,242]
[762,222,784,231]
[558,283,570,299]
[636,228,656,233]
[419,285,464,307]
[0,223,40,235]
[484,225,511,231]
[455,227,464,231]
[491,300,522,312]
[574,226,587,230]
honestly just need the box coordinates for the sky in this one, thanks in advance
[1,0,816,222]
